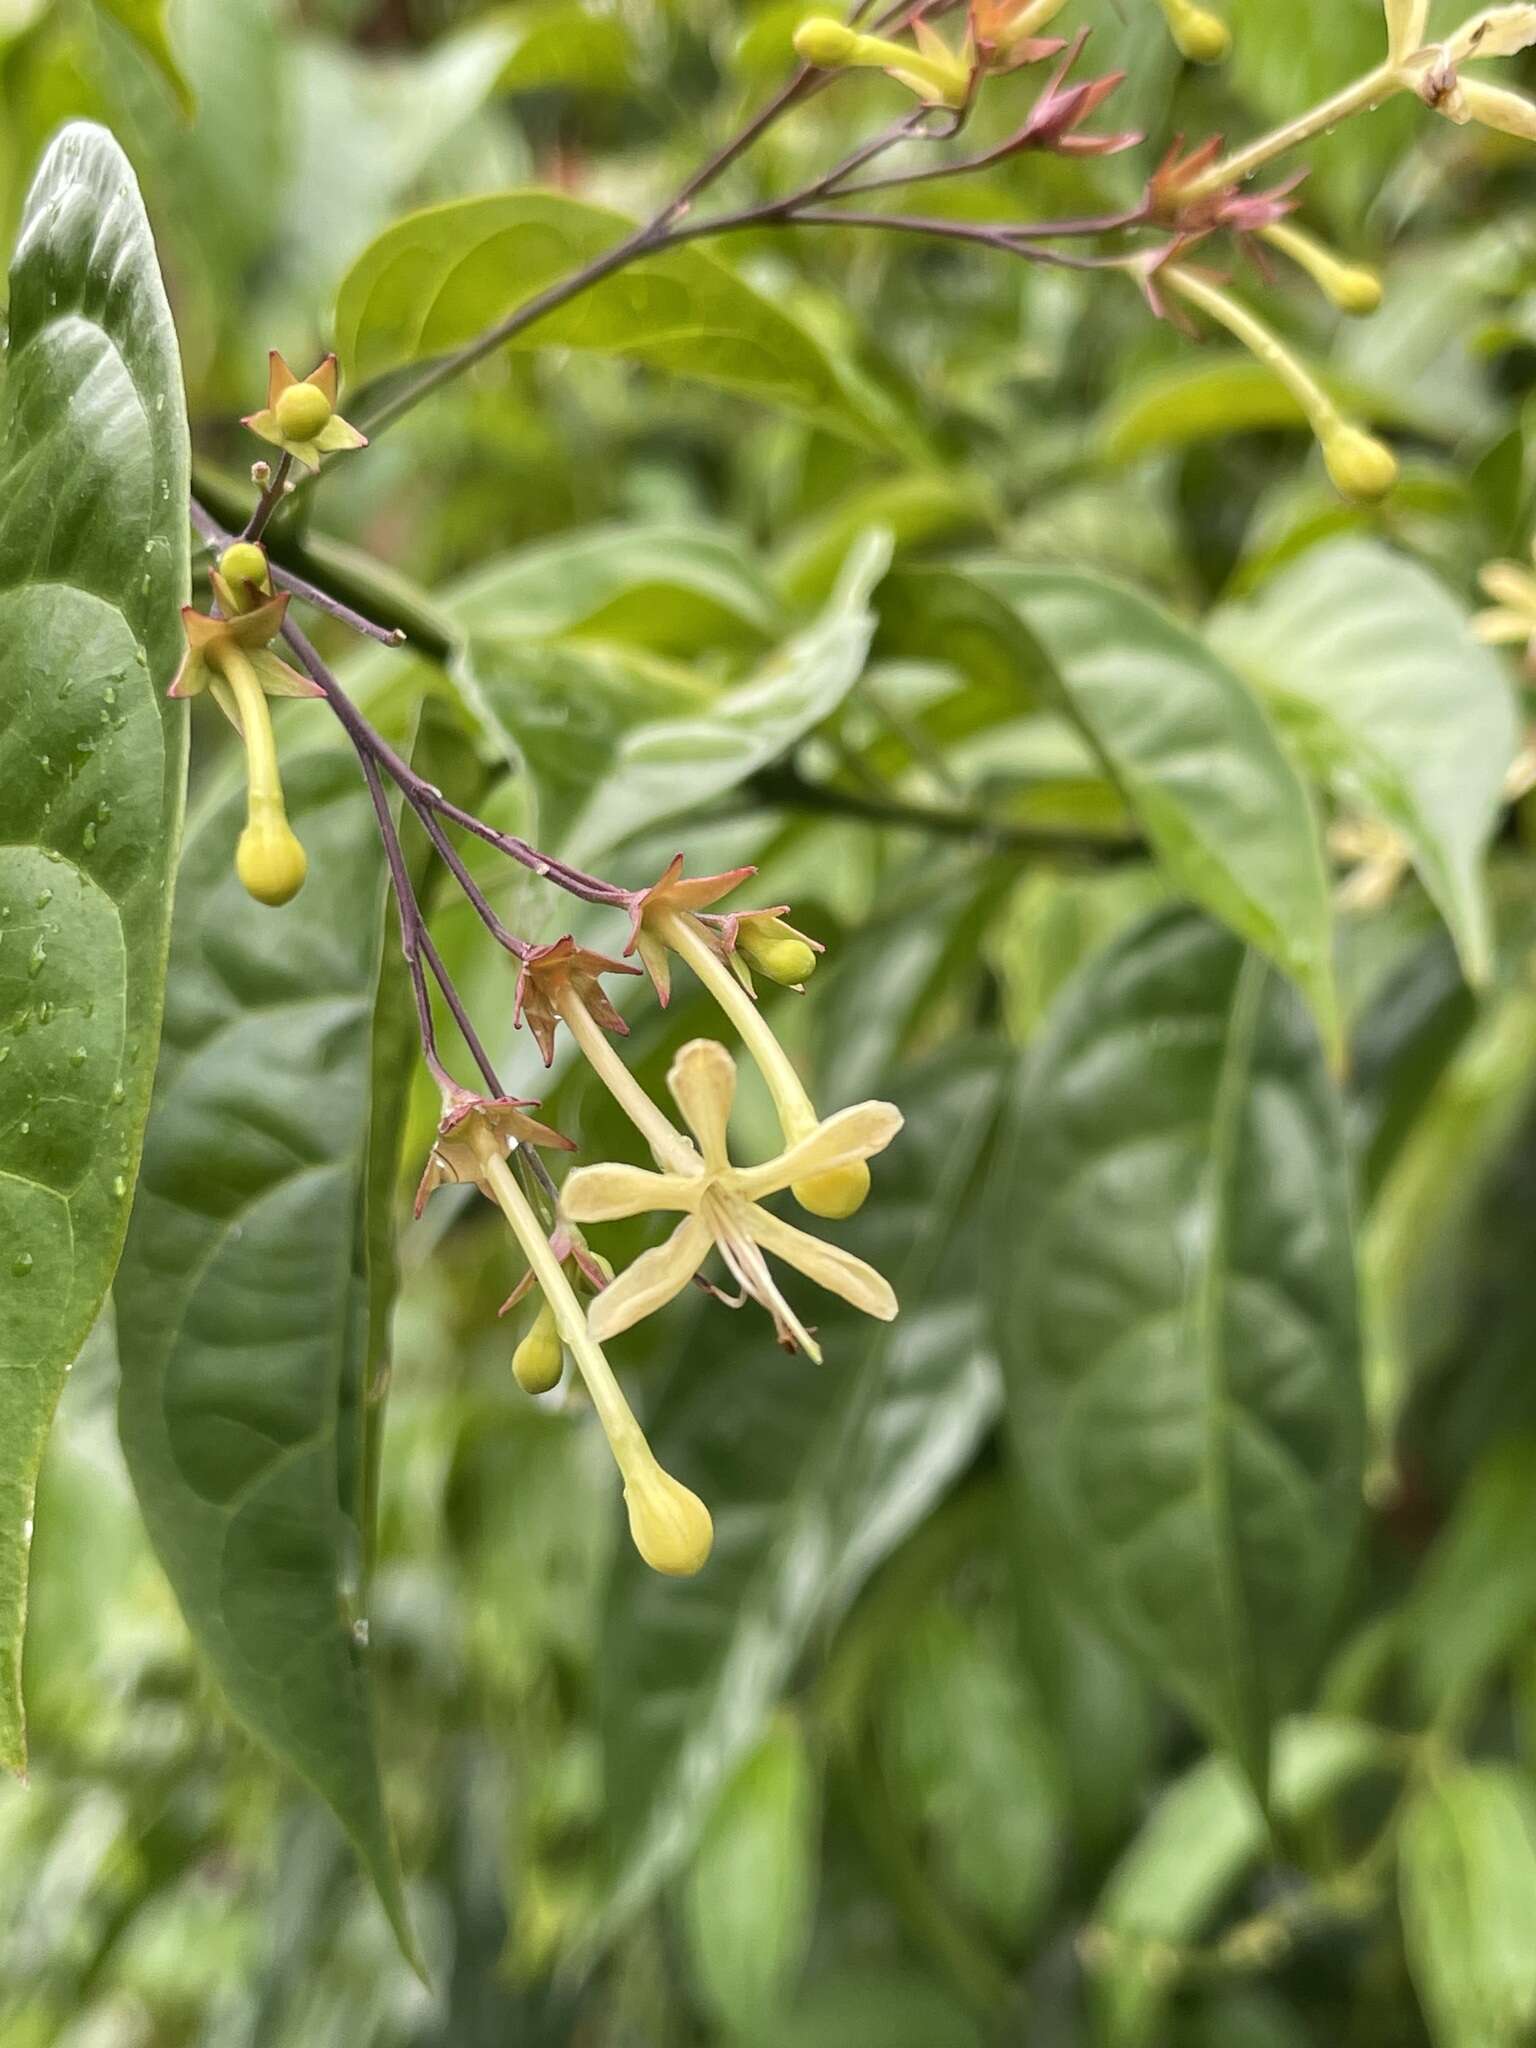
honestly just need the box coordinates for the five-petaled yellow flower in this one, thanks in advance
[561,1039,901,1361]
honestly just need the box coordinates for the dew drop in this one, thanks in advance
[17,1122,29,1137]
[111,1175,127,1200]
[69,1046,87,1069]
[82,822,97,851]
[10,1254,32,1279]
[33,889,51,910]
[26,941,45,979]
[110,1080,125,1105]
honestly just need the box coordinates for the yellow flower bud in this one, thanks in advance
[1161,0,1230,61]
[1321,422,1399,502]
[217,541,271,605]
[236,816,308,906]
[513,1299,564,1395]
[794,15,861,65]
[1262,224,1382,317]
[624,1461,714,1577]
[274,380,333,443]
[738,917,818,988]
[792,1158,871,1220]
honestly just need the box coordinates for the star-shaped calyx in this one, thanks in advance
[243,351,368,472]
[514,936,641,1067]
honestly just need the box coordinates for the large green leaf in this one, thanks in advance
[563,530,891,862]
[1212,540,1516,987]
[0,124,189,1770]
[115,733,416,1963]
[1400,1764,1536,2048]
[334,190,900,444]
[992,909,1364,1798]
[596,1053,1004,1935]
[969,561,1338,1053]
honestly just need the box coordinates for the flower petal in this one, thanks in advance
[1479,561,1536,612]
[305,353,339,405]
[734,1100,904,1201]
[667,1039,737,1171]
[1472,607,1534,645]
[588,1216,713,1340]
[746,1205,898,1322]
[1458,75,1536,137]
[562,1161,701,1222]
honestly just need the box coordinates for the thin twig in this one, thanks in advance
[192,497,407,645]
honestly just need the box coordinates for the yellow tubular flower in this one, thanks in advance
[1165,267,1398,502]
[415,1093,711,1575]
[792,14,971,105]
[169,593,326,907]
[221,645,308,907]
[1261,223,1384,316]
[1158,0,1231,62]
[468,1123,713,1575]
[561,1039,901,1363]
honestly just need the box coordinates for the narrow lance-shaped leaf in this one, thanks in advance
[115,731,417,1966]
[0,123,189,1770]
[992,909,1364,1801]
[968,561,1339,1055]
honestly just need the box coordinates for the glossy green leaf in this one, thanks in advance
[1212,540,1517,986]
[1400,1764,1536,2048]
[993,910,1364,1797]
[0,124,189,1771]
[563,530,891,861]
[115,734,416,1965]
[682,1715,818,2034]
[93,0,194,113]
[1099,356,1400,462]
[597,1053,1004,1936]
[1091,1718,1390,2048]
[335,190,899,444]
[970,562,1339,1052]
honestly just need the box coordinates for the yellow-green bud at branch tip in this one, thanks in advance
[1321,421,1400,502]
[236,814,308,906]
[513,1299,565,1395]
[274,378,333,442]
[737,916,818,989]
[793,1158,871,1220]
[624,1460,714,1577]
[1159,0,1230,62]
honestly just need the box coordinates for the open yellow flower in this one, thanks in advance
[561,1039,902,1362]
[1394,5,1536,136]
[1473,547,1536,665]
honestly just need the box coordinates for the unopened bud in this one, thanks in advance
[1321,421,1399,502]
[1263,224,1382,316]
[274,380,333,442]
[793,1159,871,1220]
[738,917,819,988]
[250,460,272,485]
[1161,0,1230,61]
[624,1461,713,1576]
[794,15,861,65]
[236,817,308,906]
[513,1300,564,1395]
